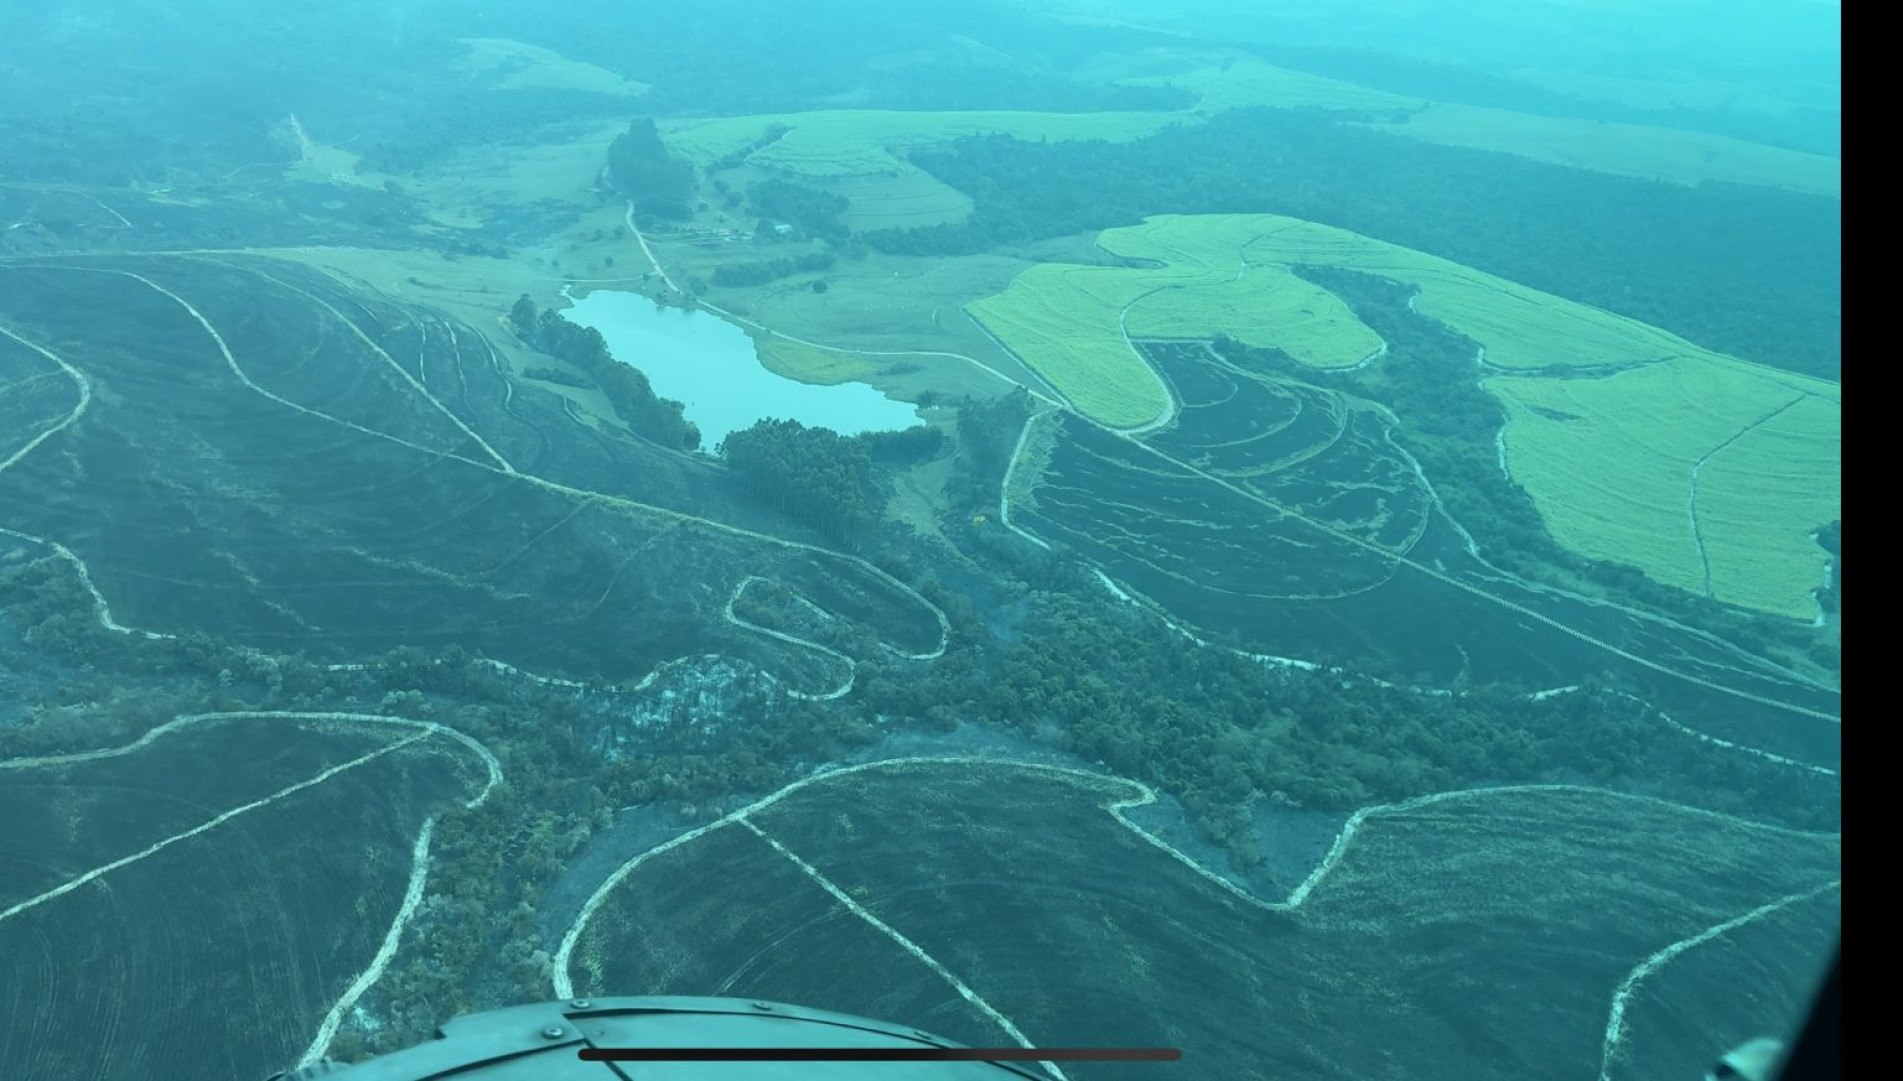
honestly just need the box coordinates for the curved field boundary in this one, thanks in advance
[723,575,855,701]
[555,756,1839,1007]
[1598,879,1839,1081]
[0,261,951,691]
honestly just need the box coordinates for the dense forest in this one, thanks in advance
[716,419,945,550]
[607,118,697,220]
[508,295,701,450]
[871,107,1842,380]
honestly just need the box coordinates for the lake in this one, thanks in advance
[559,290,920,448]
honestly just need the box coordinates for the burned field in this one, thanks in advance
[0,256,941,692]
[0,711,493,1081]
[562,759,1839,1081]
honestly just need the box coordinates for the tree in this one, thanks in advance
[606,118,696,219]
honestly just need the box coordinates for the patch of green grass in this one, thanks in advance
[1235,214,1711,371]
[967,215,1385,427]
[753,338,883,386]
[1488,356,1838,618]
[969,263,1185,428]
[816,171,975,232]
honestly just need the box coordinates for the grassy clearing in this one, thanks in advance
[753,338,883,386]
[664,241,1041,394]
[1690,393,1841,618]
[817,171,975,231]
[1488,357,1838,618]
[967,215,1385,427]
[1102,216,1385,365]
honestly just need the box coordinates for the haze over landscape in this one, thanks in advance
[0,2,1839,1078]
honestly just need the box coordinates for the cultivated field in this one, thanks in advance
[663,110,1182,179]
[1488,357,1839,618]
[967,215,1384,428]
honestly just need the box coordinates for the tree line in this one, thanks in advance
[607,117,696,220]
[508,295,700,451]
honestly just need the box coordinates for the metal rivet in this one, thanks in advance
[751,1001,774,1011]
[541,1025,566,1039]
[571,1000,593,1009]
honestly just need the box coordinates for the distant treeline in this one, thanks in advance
[868,107,1841,380]
[508,296,700,451]
[711,251,836,288]
[720,418,944,550]
[747,179,850,242]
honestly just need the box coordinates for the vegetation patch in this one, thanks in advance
[754,339,883,386]
[1122,58,1840,196]
[1489,359,1839,618]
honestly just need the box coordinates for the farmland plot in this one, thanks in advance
[564,759,1838,1081]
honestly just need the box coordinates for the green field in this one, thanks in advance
[1490,360,1839,618]
[1368,102,1841,197]
[977,211,1840,618]
[967,215,1385,427]
[753,337,883,386]
[814,170,976,232]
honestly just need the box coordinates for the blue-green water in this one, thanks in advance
[560,290,919,447]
